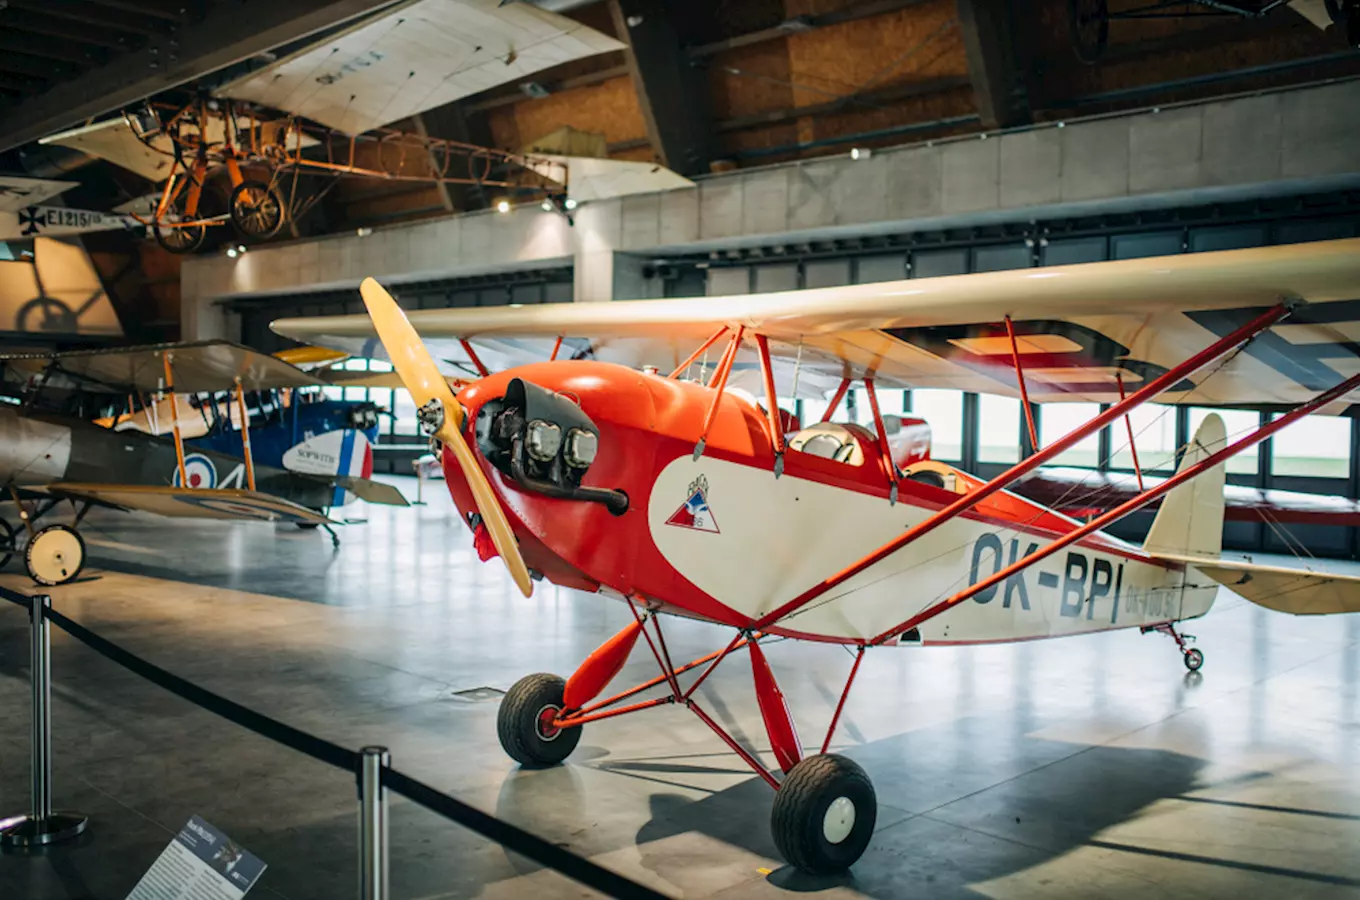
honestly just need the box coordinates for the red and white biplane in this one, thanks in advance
[272,237,1360,874]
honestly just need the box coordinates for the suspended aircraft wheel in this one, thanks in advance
[24,525,85,587]
[498,673,581,767]
[0,518,17,569]
[230,180,285,240]
[1184,648,1204,672]
[154,221,207,254]
[1068,0,1108,64]
[771,754,877,875]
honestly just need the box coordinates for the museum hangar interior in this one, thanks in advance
[0,0,1359,897]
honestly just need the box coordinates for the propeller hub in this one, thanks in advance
[416,398,445,436]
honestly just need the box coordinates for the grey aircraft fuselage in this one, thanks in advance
[0,404,340,512]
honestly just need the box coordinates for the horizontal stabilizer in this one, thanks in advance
[1155,553,1360,615]
[334,476,409,507]
[37,483,335,525]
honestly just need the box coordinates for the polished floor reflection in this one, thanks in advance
[1,477,1358,899]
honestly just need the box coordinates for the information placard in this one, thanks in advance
[126,815,266,900]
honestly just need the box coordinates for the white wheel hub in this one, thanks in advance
[822,796,856,844]
[26,526,84,586]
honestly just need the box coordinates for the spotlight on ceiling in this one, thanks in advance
[236,244,247,254]
[541,198,553,211]
[496,199,511,214]
[850,147,871,161]
[563,197,578,211]
[226,247,238,259]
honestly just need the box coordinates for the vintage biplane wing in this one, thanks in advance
[30,484,336,525]
[0,340,327,394]
[215,0,624,136]
[1015,466,1360,526]
[271,238,1360,410]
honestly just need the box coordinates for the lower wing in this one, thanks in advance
[36,483,336,525]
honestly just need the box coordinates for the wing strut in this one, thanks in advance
[162,353,188,489]
[754,334,786,477]
[864,378,902,504]
[667,326,729,379]
[867,369,1360,645]
[820,377,851,423]
[1004,315,1040,452]
[234,379,257,492]
[1116,372,1144,491]
[693,326,745,460]
[749,300,1293,633]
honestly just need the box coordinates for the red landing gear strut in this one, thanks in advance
[495,603,878,875]
[1143,622,1204,672]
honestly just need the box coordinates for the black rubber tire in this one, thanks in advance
[230,180,285,239]
[296,522,321,530]
[0,518,16,570]
[154,222,207,254]
[771,754,876,875]
[498,673,581,767]
[1184,648,1204,672]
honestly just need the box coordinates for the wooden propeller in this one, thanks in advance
[359,277,533,597]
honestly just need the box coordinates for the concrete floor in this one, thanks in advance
[0,477,1358,900]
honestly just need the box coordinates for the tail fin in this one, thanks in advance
[1143,413,1226,560]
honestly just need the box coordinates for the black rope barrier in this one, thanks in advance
[383,768,670,900]
[0,595,671,899]
[43,607,361,773]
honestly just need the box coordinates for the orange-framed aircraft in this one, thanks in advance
[271,237,1360,874]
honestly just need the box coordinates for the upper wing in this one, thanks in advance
[271,238,1360,407]
[0,340,327,394]
[36,484,335,524]
[214,0,623,135]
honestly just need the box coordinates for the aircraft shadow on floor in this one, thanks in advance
[486,712,1215,898]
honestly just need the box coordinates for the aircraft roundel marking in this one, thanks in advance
[665,475,719,533]
[173,453,217,489]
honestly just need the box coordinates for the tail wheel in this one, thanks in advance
[25,524,85,586]
[497,673,581,767]
[230,180,285,239]
[154,221,207,254]
[0,518,16,569]
[771,754,877,875]
[1184,648,1204,672]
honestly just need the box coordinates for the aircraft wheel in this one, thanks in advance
[25,525,85,587]
[497,673,581,768]
[154,221,207,254]
[230,180,285,239]
[1184,648,1204,672]
[0,518,16,569]
[771,754,876,875]
[296,522,321,530]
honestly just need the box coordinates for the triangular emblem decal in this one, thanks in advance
[665,476,719,533]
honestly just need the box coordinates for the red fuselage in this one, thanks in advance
[439,361,1148,639]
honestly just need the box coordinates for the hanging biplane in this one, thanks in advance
[271,237,1360,875]
[0,341,407,586]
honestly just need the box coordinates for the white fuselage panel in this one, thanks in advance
[647,456,1214,643]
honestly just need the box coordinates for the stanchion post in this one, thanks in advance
[359,746,390,900]
[0,594,89,846]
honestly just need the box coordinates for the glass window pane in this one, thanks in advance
[392,388,417,436]
[323,385,344,402]
[1270,413,1350,478]
[909,389,963,462]
[1191,408,1259,474]
[978,395,1020,463]
[1109,403,1177,472]
[1040,403,1102,468]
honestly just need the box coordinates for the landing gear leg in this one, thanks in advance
[1144,622,1203,672]
[321,523,340,548]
